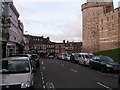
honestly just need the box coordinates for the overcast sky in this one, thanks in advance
[13,0,119,42]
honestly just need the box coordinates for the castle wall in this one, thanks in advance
[99,8,120,51]
[82,7,103,53]
[81,2,113,53]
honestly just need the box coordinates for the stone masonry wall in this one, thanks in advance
[81,2,114,53]
[99,8,120,51]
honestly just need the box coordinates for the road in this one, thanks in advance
[34,58,119,90]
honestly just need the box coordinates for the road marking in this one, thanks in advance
[42,81,45,84]
[43,85,46,89]
[41,73,43,76]
[46,82,55,89]
[42,77,44,80]
[97,82,113,90]
[41,61,44,65]
[61,64,64,67]
[71,69,78,73]
[42,66,45,70]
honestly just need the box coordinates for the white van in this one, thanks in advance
[78,53,94,66]
[0,57,35,89]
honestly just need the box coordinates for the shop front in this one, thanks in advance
[6,43,16,57]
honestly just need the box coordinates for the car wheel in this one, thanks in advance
[101,66,107,72]
[89,64,93,69]
[84,61,86,66]
[31,85,34,89]
[73,60,75,63]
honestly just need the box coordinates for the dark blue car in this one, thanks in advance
[89,56,120,72]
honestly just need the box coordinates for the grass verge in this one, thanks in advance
[93,48,120,63]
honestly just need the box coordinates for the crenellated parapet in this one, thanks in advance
[81,2,113,11]
[101,7,120,16]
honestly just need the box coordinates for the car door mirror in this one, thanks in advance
[31,66,36,73]
[99,59,101,62]
[82,56,84,59]
[32,69,36,73]
[97,59,101,62]
[95,59,100,62]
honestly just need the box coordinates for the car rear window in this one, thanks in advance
[85,55,94,59]
[100,56,113,62]
[0,59,30,74]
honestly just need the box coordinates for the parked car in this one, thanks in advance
[31,54,40,68]
[0,57,35,89]
[57,53,65,60]
[48,55,54,59]
[89,56,120,72]
[61,53,69,61]
[78,53,94,66]
[70,53,79,63]
[44,54,49,58]
[9,54,32,58]
[61,53,66,60]
[9,54,37,71]
[66,54,71,61]
[56,54,61,59]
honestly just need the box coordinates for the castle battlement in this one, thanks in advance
[81,2,113,11]
[100,7,120,16]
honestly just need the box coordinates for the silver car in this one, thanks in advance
[0,57,35,89]
[78,53,94,66]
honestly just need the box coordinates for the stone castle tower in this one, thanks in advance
[81,0,113,53]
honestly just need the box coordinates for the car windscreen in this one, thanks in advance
[74,54,79,59]
[0,59,30,74]
[31,55,38,59]
[10,55,28,57]
[100,56,113,63]
[85,55,94,59]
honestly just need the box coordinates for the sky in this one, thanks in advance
[13,0,119,42]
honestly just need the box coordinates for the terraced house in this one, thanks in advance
[0,0,24,58]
